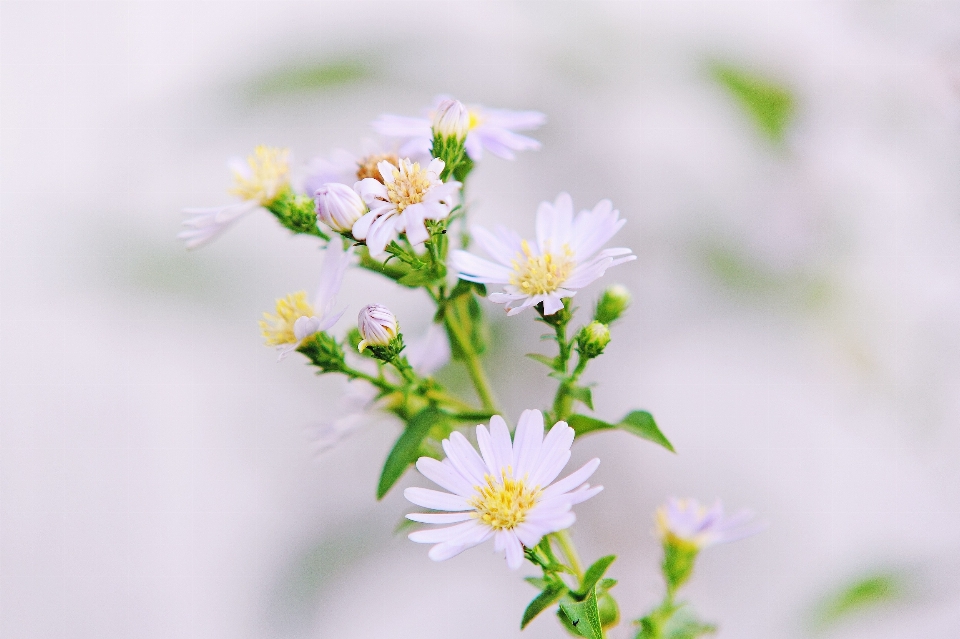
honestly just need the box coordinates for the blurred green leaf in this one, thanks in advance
[568,386,595,411]
[711,63,795,143]
[377,407,447,499]
[250,59,369,97]
[526,352,557,369]
[811,570,908,630]
[568,411,674,452]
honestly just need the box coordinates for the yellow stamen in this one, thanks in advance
[510,240,575,296]
[468,110,482,130]
[230,146,290,205]
[469,469,540,531]
[259,291,314,346]
[385,159,433,213]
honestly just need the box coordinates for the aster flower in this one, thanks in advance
[656,498,763,550]
[353,158,461,257]
[404,409,602,569]
[259,240,352,360]
[179,146,290,249]
[451,192,636,316]
[299,139,426,198]
[372,96,546,160]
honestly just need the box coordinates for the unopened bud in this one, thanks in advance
[594,284,631,324]
[315,182,367,233]
[577,321,611,359]
[357,304,403,359]
[432,99,470,141]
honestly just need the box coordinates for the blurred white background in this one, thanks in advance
[2,1,960,637]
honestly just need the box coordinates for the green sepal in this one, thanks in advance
[266,190,329,239]
[567,386,594,411]
[559,586,604,639]
[526,353,557,369]
[297,332,346,373]
[521,584,568,629]
[376,407,448,499]
[394,516,419,535]
[567,410,674,452]
[598,578,618,592]
[662,540,699,592]
[525,576,549,590]
[574,555,616,600]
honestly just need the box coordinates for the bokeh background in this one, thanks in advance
[3,1,960,637]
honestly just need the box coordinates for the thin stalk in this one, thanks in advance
[552,529,584,580]
[444,313,498,413]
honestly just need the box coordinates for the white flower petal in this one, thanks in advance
[472,225,521,267]
[489,415,514,475]
[416,457,474,497]
[451,250,513,283]
[475,425,501,478]
[404,487,471,512]
[513,409,545,478]
[541,458,600,500]
[409,520,477,544]
[442,432,488,486]
[503,531,524,569]
[405,512,475,524]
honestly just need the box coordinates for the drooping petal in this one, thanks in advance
[502,531,524,570]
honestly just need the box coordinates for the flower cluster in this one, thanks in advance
[182,96,761,639]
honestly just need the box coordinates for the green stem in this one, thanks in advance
[443,313,498,413]
[552,529,584,580]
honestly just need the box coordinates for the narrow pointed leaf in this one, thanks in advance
[574,555,616,599]
[521,584,567,629]
[526,353,557,368]
[377,407,446,499]
[619,411,674,452]
[568,385,594,410]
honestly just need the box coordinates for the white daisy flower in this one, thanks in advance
[179,146,290,249]
[353,158,461,257]
[656,498,763,550]
[404,409,602,569]
[451,193,637,316]
[299,139,428,198]
[372,96,546,161]
[259,240,352,360]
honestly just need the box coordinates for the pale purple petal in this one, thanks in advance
[404,487,471,512]
[405,512,474,524]
[541,458,600,500]
[513,409,545,479]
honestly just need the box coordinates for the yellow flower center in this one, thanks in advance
[357,153,399,183]
[510,240,576,296]
[385,160,433,213]
[468,110,482,130]
[469,470,541,531]
[230,146,290,205]
[259,291,314,346]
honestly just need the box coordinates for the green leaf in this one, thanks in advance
[567,411,674,452]
[394,516,419,535]
[521,584,567,629]
[559,586,604,639]
[526,353,557,368]
[811,570,907,630]
[619,411,674,452]
[598,578,618,593]
[377,407,447,499]
[525,576,549,590]
[574,555,616,599]
[397,267,441,287]
[711,63,795,144]
[568,385,594,411]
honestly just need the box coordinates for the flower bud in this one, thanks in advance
[315,182,367,233]
[357,304,403,359]
[594,284,631,324]
[576,321,611,359]
[432,99,470,141]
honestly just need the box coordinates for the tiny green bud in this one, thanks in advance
[432,99,470,142]
[597,592,620,630]
[662,539,699,592]
[576,321,611,359]
[594,284,631,324]
[297,331,346,373]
